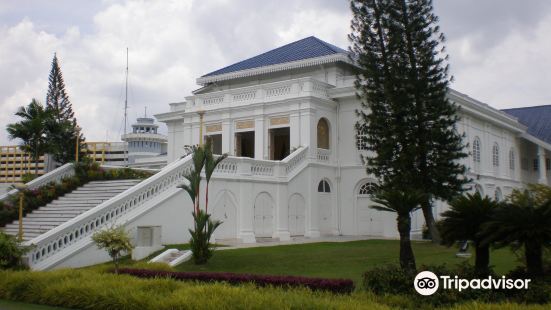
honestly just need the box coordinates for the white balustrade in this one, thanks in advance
[203,96,224,106]
[284,147,308,174]
[25,156,194,268]
[0,163,75,202]
[317,148,331,162]
[266,85,291,98]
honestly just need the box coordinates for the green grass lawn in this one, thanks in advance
[0,300,71,310]
[172,239,519,284]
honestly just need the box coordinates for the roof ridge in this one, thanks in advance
[502,104,551,111]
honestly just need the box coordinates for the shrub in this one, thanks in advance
[363,264,416,295]
[118,268,355,294]
[0,269,371,309]
[92,226,134,273]
[189,210,220,264]
[0,231,31,270]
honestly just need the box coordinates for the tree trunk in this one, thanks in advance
[397,214,416,271]
[34,150,39,176]
[421,198,441,244]
[525,242,543,277]
[205,182,209,214]
[474,244,490,275]
[113,255,119,274]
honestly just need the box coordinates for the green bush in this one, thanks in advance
[92,226,133,274]
[0,232,31,270]
[363,263,550,307]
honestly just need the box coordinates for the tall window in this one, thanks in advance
[509,148,515,170]
[356,124,368,150]
[492,143,499,167]
[317,118,330,149]
[473,137,481,163]
[495,188,503,202]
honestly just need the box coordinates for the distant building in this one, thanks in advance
[0,145,54,184]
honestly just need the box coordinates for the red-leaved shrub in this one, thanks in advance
[117,268,354,294]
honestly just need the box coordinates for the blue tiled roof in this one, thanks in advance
[502,105,551,144]
[202,36,347,77]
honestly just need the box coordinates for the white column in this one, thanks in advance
[290,111,300,149]
[238,181,256,243]
[222,120,232,154]
[537,146,547,184]
[274,183,291,241]
[305,167,320,238]
[254,117,264,160]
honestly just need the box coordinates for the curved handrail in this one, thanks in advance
[25,155,193,268]
[0,163,74,202]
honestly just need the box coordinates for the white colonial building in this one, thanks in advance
[5,37,551,270]
[156,36,551,240]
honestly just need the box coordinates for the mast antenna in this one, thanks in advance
[124,47,129,166]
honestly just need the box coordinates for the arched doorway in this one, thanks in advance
[356,181,383,236]
[288,194,305,236]
[253,192,274,238]
[211,190,237,239]
[317,118,330,149]
[317,179,332,234]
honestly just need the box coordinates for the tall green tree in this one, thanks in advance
[350,0,468,243]
[370,188,424,271]
[439,193,497,275]
[45,53,84,163]
[6,99,53,175]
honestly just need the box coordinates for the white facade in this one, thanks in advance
[156,44,551,241]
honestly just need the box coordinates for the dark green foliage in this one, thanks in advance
[0,231,31,270]
[482,190,551,277]
[189,210,221,264]
[370,188,424,271]
[350,0,469,243]
[6,99,53,175]
[45,53,85,164]
[440,193,499,275]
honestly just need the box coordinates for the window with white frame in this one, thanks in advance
[356,124,368,150]
[492,143,499,167]
[509,148,515,170]
[473,137,481,163]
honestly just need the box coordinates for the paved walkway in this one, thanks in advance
[215,235,399,250]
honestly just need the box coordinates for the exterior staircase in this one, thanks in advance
[2,180,141,241]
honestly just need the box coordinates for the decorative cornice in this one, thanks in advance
[197,53,352,85]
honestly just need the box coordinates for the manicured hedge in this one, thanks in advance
[118,268,355,294]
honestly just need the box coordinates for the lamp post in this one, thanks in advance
[14,183,27,242]
[75,126,81,163]
[197,110,205,146]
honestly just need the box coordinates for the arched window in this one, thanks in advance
[317,180,331,193]
[358,182,377,196]
[474,184,484,196]
[473,137,481,163]
[356,123,368,150]
[492,143,499,167]
[509,148,515,170]
[494,187,503,202]
[317,118,330,149]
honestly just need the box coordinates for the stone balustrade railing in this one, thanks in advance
[317,148,331,162]
[0,163,75,202]
[24,146,310,269]
[183,78,332,111]
[25,156,194,269]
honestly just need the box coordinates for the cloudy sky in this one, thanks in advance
[1,0,551,144]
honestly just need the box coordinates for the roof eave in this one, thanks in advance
[196,53,353,85]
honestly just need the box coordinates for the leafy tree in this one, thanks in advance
[0,231,32,270]
[439,193,497,275]
[370,188,424,271]
[178,142,227,264]
[92,226,133,274]
[45,53,84,163]
[350,0,468,243]
[482,189,551,277]
[7,99,53,175]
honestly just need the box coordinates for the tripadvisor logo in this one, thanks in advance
[414,271,531,296]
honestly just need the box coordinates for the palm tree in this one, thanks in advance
[178,145,205,215]
[439,193,497,275]
[203,139,227,213]
[482,189,551,277]
[6,99,53,175]
[371,188,424,271]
